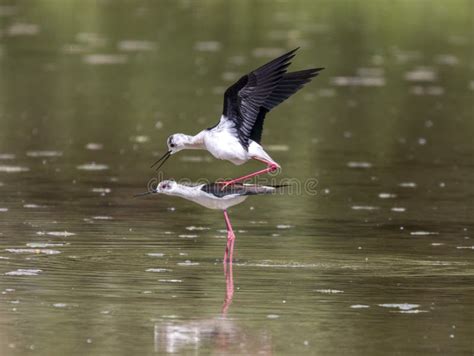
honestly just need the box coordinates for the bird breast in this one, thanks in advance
[191,194,248,210]
[203,129,248,165]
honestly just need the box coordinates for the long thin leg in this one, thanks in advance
[220,157,280,188]
[221,261,234,315]
[223,210,236,264]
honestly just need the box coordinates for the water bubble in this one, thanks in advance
[391,207,406,212]
[85,143,103,150]
[331,76,385,87]
[83,54,127,65]
[177,260,200,266]
[266,144,289,152]
[91,188,111,194]
[410,231,438,236]
[146,268,171,273]
[347,161,372,168]
[404,67,437,82]
[266,314,280,319]
[147,253,165,257]
[350,304,370,309]
[352,206,379,211]
[399,182,417,188]
[378,303,419,310]
[26,150,62,157]
[185,226,210,231]
[43,231,76,237]
[5,248,60,255]
[130,135,149,143]
[194,41,221,52]
[7,23,40,36]
[5,269,42,276]
[0,165,29,173]
[434,54,458,66]
[118,40,156,52]
[276,224,293,229]
[77,163,109,171]
[315,289,344,294]
[379,193,397,199]
[0,153,15,160]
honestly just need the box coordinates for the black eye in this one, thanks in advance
[170,143,175,148]
[162,184,170,189]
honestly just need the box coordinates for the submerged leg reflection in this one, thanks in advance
[223,209,236,264]
[222,261,234,315]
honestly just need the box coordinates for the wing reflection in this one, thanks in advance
[154,263,272,354]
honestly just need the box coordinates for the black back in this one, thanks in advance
[201,183,285,198]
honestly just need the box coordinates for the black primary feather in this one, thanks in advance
[220,48,299,148]
[249,67,324,143]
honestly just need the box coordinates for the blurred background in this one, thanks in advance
[0,0,473,355]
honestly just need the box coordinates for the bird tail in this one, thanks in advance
[240,184,289,196]
[268,184,289,189]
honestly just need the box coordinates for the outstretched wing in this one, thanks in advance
[220,48,299,148]
[249,68,324,144]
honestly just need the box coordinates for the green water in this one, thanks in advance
[0,0,473,355]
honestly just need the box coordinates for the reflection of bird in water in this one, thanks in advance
[137,180,285,263]
[154,263,273,355]
[151,48,323,188]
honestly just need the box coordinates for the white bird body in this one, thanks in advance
[153,180,281,210]
[200,116,277,166]
[162,183,247,210]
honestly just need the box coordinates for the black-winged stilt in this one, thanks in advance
[136,180,285,263]
[151,48,324,187]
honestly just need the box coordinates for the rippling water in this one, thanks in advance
[1,1,473,355]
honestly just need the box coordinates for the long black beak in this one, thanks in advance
[133,190,156,198]
[150,150,171,170]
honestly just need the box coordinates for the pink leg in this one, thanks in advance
[223,210,236,264]
[220,157,280,188]
[221,261,234,315]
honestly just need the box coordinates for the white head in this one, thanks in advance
[156,180,179,195]
[167,133,189,154]
[151,133,191,171]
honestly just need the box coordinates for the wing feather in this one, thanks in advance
[214,49,324,147]
[220,48,299,147]
[201,183,285,197]
[249,68,324,143]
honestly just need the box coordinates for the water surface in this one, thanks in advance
[0,1,473,355]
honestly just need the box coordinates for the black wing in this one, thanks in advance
[249,68,324,144]
[221,48,299,148]
[201,183,285,198]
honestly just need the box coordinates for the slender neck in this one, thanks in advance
[183,131,205,150]
[170,185,200,201]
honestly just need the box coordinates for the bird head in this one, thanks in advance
[166,133,188,154]
[150,133,188,171]
[156,180,178,195]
